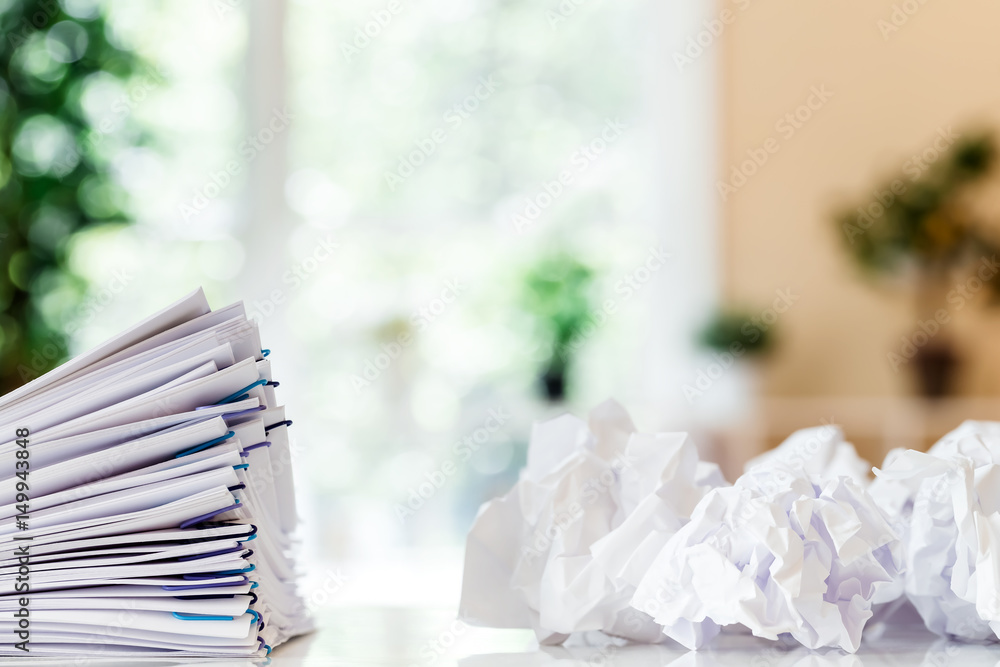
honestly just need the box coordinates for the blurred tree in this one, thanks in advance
[836,132,1000,396]
[0,0,145,394]
[838,133,998,278]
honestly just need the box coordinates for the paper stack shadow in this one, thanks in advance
[459,399,1000,653]
[0,288,310,657]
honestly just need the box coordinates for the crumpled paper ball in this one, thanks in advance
[458,399,724,644]
[631,460,902,652]
[870,420,1000,642]
[744,424,872,487]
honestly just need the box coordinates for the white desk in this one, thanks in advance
[263,606,996,666]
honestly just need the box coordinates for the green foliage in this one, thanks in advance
[698,308,772,356]
[520,251,596,399]
[0,0,144,394]
[837,133,1000,281]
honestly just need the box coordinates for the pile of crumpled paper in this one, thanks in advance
[458,399,1000,653]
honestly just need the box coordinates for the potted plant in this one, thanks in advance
[698,308,775,357]
[519,252,596,402]
[835,132,1000,397]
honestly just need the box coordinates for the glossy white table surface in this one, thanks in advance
[21,607,994,666]
[265,607,1000,667]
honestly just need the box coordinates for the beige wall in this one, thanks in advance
[720,0,1000,398]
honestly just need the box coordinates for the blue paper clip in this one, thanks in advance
[215,564,255,576]
[175,431,236,459]
[261,349,271,357]
[216,379,268,405]
[237,524,258,543]
[233,463,249,471]
[173,612,235,621]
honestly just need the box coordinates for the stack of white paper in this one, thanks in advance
[0,288,310,658]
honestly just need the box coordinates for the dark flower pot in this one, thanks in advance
[541,367,566,402]
[912,342,959,398]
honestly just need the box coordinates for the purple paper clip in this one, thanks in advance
[180,501,241,529]
[241,441,271,456]
[162,575,249,591]
[223,405,267,420]
[177,545,245,562]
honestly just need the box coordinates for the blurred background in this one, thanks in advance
[3,0,1000,616]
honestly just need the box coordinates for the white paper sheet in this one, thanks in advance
[743,424,872,486]
[460,400,724,644]
[871,420,1000,642]
[631,462,902,652]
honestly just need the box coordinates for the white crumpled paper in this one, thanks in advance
[744,424,872,487]
[870,420,1000,642]
[631,461,902,652]
[458,399,724,644]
